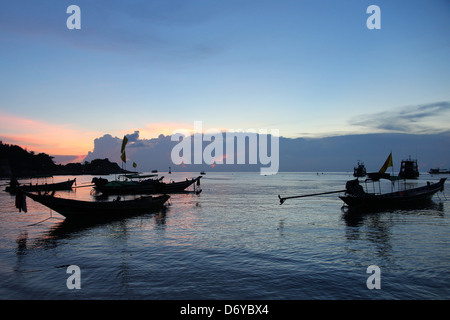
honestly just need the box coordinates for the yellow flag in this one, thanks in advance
[120,151,126,163]
[133,162,137,168]
[121,135,128,153]
[379,153,393,173]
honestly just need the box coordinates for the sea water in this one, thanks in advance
[0,172,449,300]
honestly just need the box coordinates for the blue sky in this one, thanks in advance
[0,0,449,157]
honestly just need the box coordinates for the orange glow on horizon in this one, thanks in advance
[1,114,256,163]
[0,112,100,157]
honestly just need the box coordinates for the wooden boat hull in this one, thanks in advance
[5,179,76,193]
[340,178,446,211]
[94,176,201,195]
[25,192,170,220]
[159,178,201,193]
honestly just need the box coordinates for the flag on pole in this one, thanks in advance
[379,153,393,173]
[120,135,128,163]
[121,135,128,154]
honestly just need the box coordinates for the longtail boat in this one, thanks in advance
[339,178,446,210]
[102,135,203,195]
[279,153,446,212]
[92,176,202,195]
[5,178,76,193]
[279,178,446,212]
[22,191,170,220]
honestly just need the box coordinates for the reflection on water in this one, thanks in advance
[340,199,447,275]
[15,208,169,255]
[342,200,445,226]
[1,172,449,299]
[15,231,28,256]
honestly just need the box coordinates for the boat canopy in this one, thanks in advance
[365,172,403,182]
[120,173,158,179]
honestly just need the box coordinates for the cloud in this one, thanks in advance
[82,132,173,170]
[125,131,140,143]
[349,101,450,134]
[83,134,122,163]
[82,130,450,173]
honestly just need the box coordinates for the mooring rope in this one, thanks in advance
[26,211,64,226]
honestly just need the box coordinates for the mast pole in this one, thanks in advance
[391,150,394,192]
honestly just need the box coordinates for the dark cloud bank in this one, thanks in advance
[350,102,450,134]
[82,130,450,173]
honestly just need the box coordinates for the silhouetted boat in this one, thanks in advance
[280,152,446,211]
[398,156,419,179]
[353,161,366,177]
[279,177,446,211]
[92,176,202,195]
[339,178,446,210]
[5,178,76,193]
[161,177,202,193]
[120,173,158,179]
[429,168,450,174]
[23,191,170,220]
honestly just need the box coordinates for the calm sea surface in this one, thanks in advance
[0,172,449,300]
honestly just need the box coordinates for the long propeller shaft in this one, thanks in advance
[278,189,346,205]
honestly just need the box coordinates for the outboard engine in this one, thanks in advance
[345,179,365,196]
[91,177,109,188]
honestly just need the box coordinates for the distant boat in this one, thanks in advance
[5,178,76,193]
[429,168,450,174]
[353,161,366,177]
[23,191,170,220]
[398,156,419,179]
[200,171,206,175]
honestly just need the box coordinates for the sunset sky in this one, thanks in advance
[1,0,449,161]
